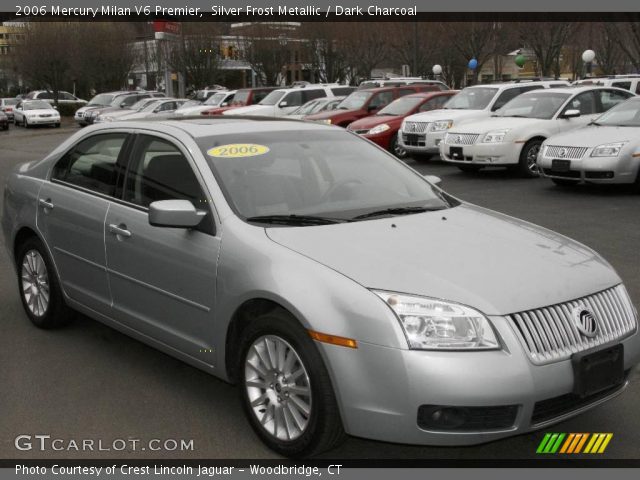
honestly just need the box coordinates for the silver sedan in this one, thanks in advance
[539,96,640,188]
[2,118,639,457]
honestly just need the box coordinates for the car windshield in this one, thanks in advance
[205,92,227,106]
[88,94,115,106]
[338,91,372,110]
[290,100,321,115]
[131,98,159,111]
[494,92,571,119]
[3,98,18,106]
[444,87,498,110]
[197,130,455,222]
[259,90,286,106]
[593,98,640,126]
[378,96,424,116]
[139,100,165,112]
[24,101,52,110]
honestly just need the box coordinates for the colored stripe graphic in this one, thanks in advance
[537,433,613,454]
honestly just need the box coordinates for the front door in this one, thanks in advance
[104,134,220,361]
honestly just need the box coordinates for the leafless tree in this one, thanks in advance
[164,23,223,90]
[441,22,500,84]
[303,23,348,83]
[519,22,580,77]
[340,23,390,83]
[236,24,295,86]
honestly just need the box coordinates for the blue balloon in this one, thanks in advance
[468,58,478,70]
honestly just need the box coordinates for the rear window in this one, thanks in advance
[612,81,632,90]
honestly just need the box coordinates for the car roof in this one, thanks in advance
[102,117,333,139]
[527,85,632,95]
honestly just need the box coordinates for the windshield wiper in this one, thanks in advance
[246,214,347,225]
[588,120,601,126]
[351,206,445,220]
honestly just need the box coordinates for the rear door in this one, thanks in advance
[37,132,131,313]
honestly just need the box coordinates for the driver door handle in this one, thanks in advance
[108,224,132,239]
[38,198,54,210]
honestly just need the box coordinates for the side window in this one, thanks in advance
[282,91,303,107]
[157,102,174,112]
[52,133,128,196]
[38,92,53,100]
[398,88,416,98]
[124,136,213,234]
[598,89,633,112]
[60,92,76,101]
[418,97,445,112]
[302,89,326,102]
[491,88,521,111]
[252,90,270,103]
[331,87,354,96]
[612,81,631,91]
[563,92,597,115]
[369,91,393,109]
[519,85,544,94]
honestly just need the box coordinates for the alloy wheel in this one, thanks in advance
[21,250,50,317]
[244,335,312,442]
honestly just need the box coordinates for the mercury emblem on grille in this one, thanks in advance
[571,306,598,338]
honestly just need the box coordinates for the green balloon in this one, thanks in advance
[515,54,526,68]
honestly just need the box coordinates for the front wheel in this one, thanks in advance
[16,237,74,329]
[518,139,543,178]
[239,310,345,457]
[23,118,29,128]
[389,134,407,158]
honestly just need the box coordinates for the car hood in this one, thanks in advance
[224,105,274,116]
[305,109,361,121]
[175,106,210,116]
[403,108,486,124]
[450,116,548,134]
[349,115,404,130]
[24,109,58,115]
[102,109,136,119]
[266,204,619,316]
[544,125,639,147]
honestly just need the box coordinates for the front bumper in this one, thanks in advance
[440,140,522,166]
[26,116,60,125]
[539,154,639,185]
[398,130,444,156]
[319,315,640,445]
[360,131,394,150]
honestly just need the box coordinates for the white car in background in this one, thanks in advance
[439,86,634,177]
[539,95,640,188]
[116,99,188,120]
[174,91,236,116]
[94,97,165,123]
[225,84,353,117]
[25,90,87,105]
[287,97,344,119]
[12,100,61,128]
[399,80,569,160]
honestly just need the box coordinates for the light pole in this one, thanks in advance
[432,64,442,82]
[582,49,596,79]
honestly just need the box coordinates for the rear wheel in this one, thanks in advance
[16,237,74,329]
[238,309,345,457]
[518,139,543,178]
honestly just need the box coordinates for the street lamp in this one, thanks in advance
[432,64,442,81]
[582,49,596,78]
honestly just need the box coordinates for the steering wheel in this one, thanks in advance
[320,179,363,202]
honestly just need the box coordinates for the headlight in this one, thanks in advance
[318,119,332,125]
[368,123,390,135]
[373,290,499,350]
[482,129,510,143]
[591,142,626,157]
[430,120,453,132]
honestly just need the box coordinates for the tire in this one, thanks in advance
[16,236,74,329]
[552,178,579,187]
[238,309,345,457]
[518,139,543,178]
[54,123,60,128]
[23,118,29,128]
[389,134,407,158]
[457,164,482,173]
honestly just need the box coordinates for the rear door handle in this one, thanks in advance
[38,198,54,210]
[108,224,132,239]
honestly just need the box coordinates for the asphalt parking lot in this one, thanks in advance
[0,123,639,460]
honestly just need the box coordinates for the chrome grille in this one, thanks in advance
[444,133,480,145]
[403,121,429,134]
[544,145,588,159]
[507,285,637,365]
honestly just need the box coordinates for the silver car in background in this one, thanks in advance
[540,96,640,188]
[2,118,639,457]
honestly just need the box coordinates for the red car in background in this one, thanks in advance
[347,91,458,157]
[304,85,440,127]
[201,87,279,115]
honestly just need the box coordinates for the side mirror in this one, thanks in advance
[424,174,442,186]
[279,101,288,108]
[148,200,206,228]
[562,109,581,118]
